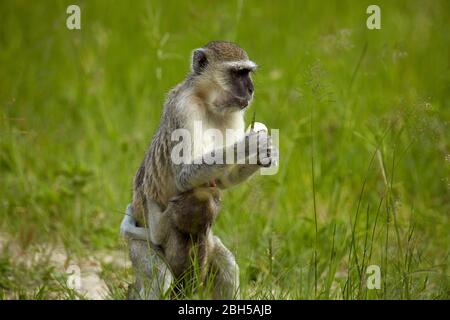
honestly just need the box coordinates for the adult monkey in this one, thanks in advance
[122,41,278,299]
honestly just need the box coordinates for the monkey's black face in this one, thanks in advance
[227,68,254,109]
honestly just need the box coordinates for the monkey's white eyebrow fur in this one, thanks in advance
[222,60,258,70]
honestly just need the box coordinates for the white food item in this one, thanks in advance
[246,121,268,133]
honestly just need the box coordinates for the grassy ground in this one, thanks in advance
[0,0,449,299]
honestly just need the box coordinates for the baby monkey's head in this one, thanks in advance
[169,187,221,235]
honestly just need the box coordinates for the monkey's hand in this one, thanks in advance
[244,129,278,168]
[216,130,278,188]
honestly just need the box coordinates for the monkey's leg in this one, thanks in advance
[145,198,172,245]
[207,235,240,299]
[127,239,173,300]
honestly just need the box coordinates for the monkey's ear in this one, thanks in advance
[192,48,208,74]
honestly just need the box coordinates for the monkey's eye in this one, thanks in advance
[232,68,251,77]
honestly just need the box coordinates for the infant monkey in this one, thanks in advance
[123,186,239,299]
[165,186,220,279]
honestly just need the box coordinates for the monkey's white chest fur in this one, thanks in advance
[186,108,246,161]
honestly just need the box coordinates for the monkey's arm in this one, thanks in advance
[146,199,171,245]
[175,130,276,191]
[173,135,250,192]
[174,130,275,191]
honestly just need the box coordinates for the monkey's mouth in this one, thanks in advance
[222,89,252,109]
[236,97,249,108]
[233,95,251,109]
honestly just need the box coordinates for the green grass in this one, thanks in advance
[0,0,449,299]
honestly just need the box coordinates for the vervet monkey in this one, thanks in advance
[125,41,277,299]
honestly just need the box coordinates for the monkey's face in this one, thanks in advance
[199,62,256,115]
[217,64,255,111]
[191,42,257,114]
